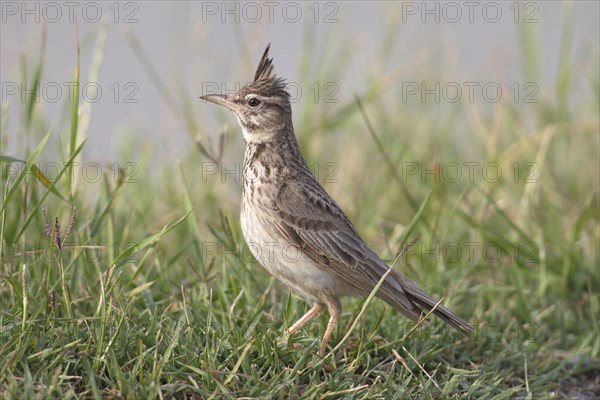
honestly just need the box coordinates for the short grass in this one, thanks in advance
[1,20,599,400]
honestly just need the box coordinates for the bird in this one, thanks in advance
[200,44,473,355]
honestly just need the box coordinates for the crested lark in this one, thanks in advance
[200,44,473,354]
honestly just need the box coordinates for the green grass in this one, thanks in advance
[2,20,599,400]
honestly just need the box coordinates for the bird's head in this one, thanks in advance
[200,44,292,144]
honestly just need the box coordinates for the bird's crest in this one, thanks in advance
[254,44,274,82]
[251,44,289,99]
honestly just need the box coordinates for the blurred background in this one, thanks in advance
[2,1,598,159]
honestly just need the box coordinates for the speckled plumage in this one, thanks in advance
[200,44,473,354]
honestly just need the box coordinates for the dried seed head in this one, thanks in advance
[42,209,52,237]
[49,289,56,310]
[62,206,77,246]
[54,217,62,250]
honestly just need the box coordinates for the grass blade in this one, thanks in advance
[1,128,52,215]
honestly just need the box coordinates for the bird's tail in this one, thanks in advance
[388,270,474,338]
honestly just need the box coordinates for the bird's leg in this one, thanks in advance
[320,298,342,355]
[287,303,324,335]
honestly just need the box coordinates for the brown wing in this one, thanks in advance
[270,178,474,337]
[269,178,421,320]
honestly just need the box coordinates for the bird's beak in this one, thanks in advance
[199,94,237,111]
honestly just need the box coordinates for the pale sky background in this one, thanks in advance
[1,1,599,162]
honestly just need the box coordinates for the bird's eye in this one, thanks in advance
[248,98,260,107]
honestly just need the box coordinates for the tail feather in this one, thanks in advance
[386,270,474,338]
